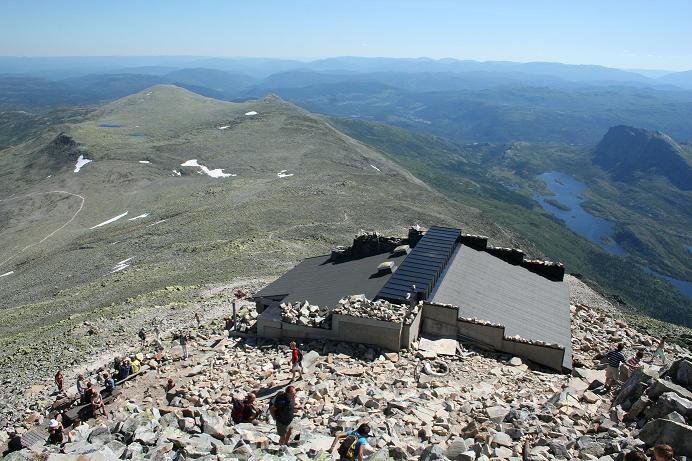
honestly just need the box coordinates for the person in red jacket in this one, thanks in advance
[289,341,303,382]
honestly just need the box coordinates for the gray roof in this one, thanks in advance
[254,251,409,308]
[431,245,572,369]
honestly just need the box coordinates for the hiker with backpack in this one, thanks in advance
[331,423,371,461]
[231,392,259,424]
[289,341,303,382]
[180,332,190,360]
[138,328,147,346]
[270,385,302,445]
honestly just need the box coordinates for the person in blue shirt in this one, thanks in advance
[604,343,626,389]
[331,423,370,461]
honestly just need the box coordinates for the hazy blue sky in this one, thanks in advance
[2,0,691,70]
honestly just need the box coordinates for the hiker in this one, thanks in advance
[91,390,106,417]
[131,357,141,374]
[154,326,161,342]
[55,370,64,393]
[232,392,259,424]
[604,343,626,389]
[103,373,116,395]
[626,351,644,369]
[83,381,96,404]
[76,374,86,398]
[165,378,176,391]
[271,385,302,445]
[138,328,147,346]
[224,317,233,336]
[289,341,303,382]
[180,332,190,359]
[47,419,64,445]
[3,428,27,456]
[195,312,201,328]
[331,423,371,461]
[653,444,674,461]
[117,359,131,381]
[624,450,647,461]
[652,336,667,365]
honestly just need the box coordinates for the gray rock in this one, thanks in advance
[645,392,692,419]
[638,419,692,457]
[447,438,469,459]
[133,425,158,445]
[201,412,227,440]
[646,378,692,401]
[675,359,692,388]
[664,411,686,424]
[88,424,113,446]
[420,444,451,461]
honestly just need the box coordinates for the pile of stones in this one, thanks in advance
[333,295,419,324]
[280,301,331,328]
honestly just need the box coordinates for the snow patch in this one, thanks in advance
[128,213,149,221]
[277,169,294,178]
[145,92,152,96]
[370,164,381,172]
[218,125,230,130]
[0,271,14,278]
[147,219,166,227]
[111,257,133,273]
[90,211,128,229]
[180,159,236,178]
[172,170,182,176]
[245,111,258,116]
[138,160,151,164]
[74,155,92,173]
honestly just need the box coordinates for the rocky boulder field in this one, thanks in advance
[1,275,691,461]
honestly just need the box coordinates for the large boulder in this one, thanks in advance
[646,378,692,400]
[638,419,692,457]
[200,412,227,440]
[645,392,692,419]
[675,359,692,389]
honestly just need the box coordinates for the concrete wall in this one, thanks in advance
[333,314,402,351]
[401,308,423,347]
[502,340,565,371]
[419,302,566,371]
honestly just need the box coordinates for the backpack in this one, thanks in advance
[296,349,303,363]
[338,433,359,459]
[231,399,246,424]
[269,392,283,419]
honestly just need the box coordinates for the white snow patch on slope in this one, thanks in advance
[370,164,381,172]
[74,155,92,173]
[111,257,133,273]
[138,160,151,164]
[0,271,14,278]
[277,169,294,178]
[218,125,230,130]
[128,213,149,221]
[90,211,128,229]
[172,170,181,176]
[181,159,236,178]
[245,111,258,116]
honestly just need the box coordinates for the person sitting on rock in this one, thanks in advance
[55,370,64,393]
[47,419,64,445]
[271,385,302,445]
[626,351,644,369]
[131,357,141,374]
[289,341,303,382]
[3,428,27,456]
[76,374,86,400]
[83,381,96,403]
[331,423,371,461]
[138,328,147,347]
[117,359,131,381]
[604,343,626,390]
[165,378,176,391]
[232,392,259,424]
[103,373,116,395]
[624,450,647,461]
[653,444,673,461]
[91,389,106,417]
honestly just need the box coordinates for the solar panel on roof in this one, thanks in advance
[375,226,460,302]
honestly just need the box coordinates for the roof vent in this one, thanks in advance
[377,261,396,274]
[392,244,410,255]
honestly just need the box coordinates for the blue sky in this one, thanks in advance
[2,0,691,70]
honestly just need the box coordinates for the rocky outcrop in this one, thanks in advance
[594,125,692,190]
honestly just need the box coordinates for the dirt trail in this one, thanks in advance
[0,190,85,269]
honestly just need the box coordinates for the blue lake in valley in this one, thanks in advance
[534,171,626,256]
[535,171,691,298]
